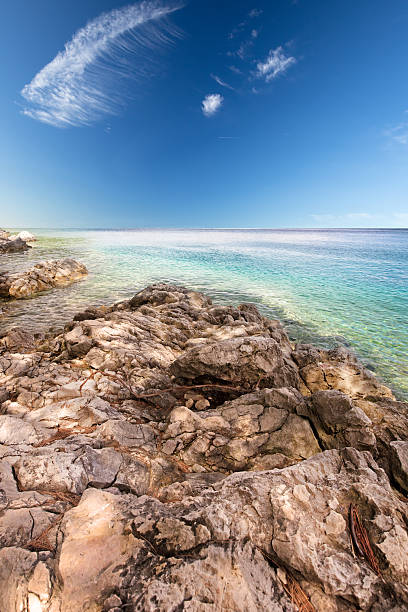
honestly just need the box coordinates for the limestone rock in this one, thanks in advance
[162,388,321,472]
[23,448,405,612]
[14,452,89,494]
[0,236,30,253]
[0,547,39,611]
[306,389,376,451]
[0,415,44,445]
[171,336,301,390]
[389,441,408,492]
[9,230,36,242]
[0,327,36,351]
[0,258,88,299]
[293,344,393,400]
[0,284,406,611]
[57,488,142,611]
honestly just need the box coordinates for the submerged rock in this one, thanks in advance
[0,283,406,611]
[0,258,88,299]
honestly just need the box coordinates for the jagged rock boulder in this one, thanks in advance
[0,236,30,253]
[0,258,88,298]
[162,387,321,471]
[170,336,301,390]
[389,441,408,493]
[293,344,393,400]
[304,389,376,450]
[0,327,36,352]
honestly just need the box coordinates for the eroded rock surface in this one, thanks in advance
[0,283,406,611]
[0,258,88,299]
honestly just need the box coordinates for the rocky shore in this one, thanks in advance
[0,229,36,254]
[0,258,88,299]
[0,284,407,611]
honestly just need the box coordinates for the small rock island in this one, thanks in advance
[0,258,88,299]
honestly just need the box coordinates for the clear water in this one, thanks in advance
[1,228,407,400]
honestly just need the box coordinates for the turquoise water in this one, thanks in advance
[1,228,407,399]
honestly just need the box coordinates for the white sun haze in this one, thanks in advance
[256,46,296,82]
[202,94,223,117]
[21,1,183,127]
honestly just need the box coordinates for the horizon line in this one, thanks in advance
[4,226,408,231]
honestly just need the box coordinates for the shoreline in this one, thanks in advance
[0,227,407,403]
[0,283,407,610]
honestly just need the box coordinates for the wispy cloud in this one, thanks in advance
[255,46,296,82]
[202,93,223,117]
[211,74,235,90]
[21,1,183,127]
[384,122,408,145]
[249,8,263,18]
[228,39,254,60]
[228,21,247,40]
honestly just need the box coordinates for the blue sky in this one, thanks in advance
[1,0,407,228]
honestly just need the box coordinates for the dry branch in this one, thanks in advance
[256,546,316,612]
[348,504,382,577]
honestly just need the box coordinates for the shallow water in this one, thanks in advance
[1,228,407,399]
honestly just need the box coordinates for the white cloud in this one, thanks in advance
[21,1,183,127]
[255,46,296,82]
[236,40,254,60]
[202,93,223,117]
[385,123,408,145]
[251,29,259,38]
[249,8,263,18]
[211,74,235,90]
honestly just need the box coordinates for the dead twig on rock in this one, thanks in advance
[26,514,64,552]
[98,370,245,399]
[38,489,81,506]
[34,425,96,447]
[348,504,382,577]
[256,546,316,612]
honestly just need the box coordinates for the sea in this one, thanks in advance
[1,228,407,400]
